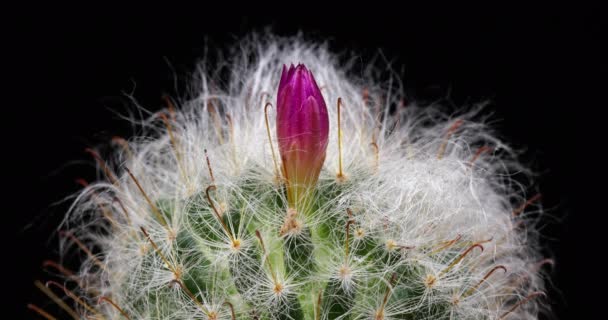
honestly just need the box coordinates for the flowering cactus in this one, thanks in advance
[31,36,550,320]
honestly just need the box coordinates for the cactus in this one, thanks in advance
[33,36,550,320]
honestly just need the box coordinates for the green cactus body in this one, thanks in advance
[43,36,548,320]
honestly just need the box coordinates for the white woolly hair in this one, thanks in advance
[57,34,550,320]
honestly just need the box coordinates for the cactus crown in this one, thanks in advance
[44,36,548,320]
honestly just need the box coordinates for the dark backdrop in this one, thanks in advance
[7,5,604,319]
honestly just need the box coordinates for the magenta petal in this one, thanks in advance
[276,64,329,206]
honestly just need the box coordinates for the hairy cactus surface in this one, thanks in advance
[35,36,550,319]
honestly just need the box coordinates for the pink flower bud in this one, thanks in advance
[277,64,329,207]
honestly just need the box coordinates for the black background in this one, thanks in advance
[7,5,605,319]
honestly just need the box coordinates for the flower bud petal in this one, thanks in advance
[276,64,329,207]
